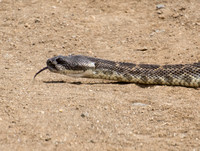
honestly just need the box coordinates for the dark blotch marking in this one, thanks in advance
[150,68,167,77]
[183,66,193,72]
[95,59,116,68]
[192,62,200,68]
[95,60,115,71]
[139,64,160,70]
[173,69,185,75]
[119,62,136,69]
[163,64,184,69]
[95,60,136,75]
[130,67,143,75]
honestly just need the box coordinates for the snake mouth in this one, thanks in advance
[46,59,58,72]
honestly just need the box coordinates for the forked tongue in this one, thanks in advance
[34,67,48,79]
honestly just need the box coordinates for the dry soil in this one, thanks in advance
[0,0,200,150]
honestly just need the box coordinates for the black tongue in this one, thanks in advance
[34,67,48,79]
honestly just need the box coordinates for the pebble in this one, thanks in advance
[155,29,165,33]
[172,13,180,18]
[135,48,148,51]
[34,19,40,23]
[24,23,31,28]
[157,10,163,14]
[132,102,148,106]
[156,4,165,9]
[81,112,89,118]
[81,113,85,118]
[158,15,165,19]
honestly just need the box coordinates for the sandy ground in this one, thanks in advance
[0,0,200,150]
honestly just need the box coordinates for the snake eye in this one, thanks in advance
[56,58,65,64]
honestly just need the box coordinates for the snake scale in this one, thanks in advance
[34,55,200,87]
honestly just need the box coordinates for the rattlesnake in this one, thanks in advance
[34,55,200,87]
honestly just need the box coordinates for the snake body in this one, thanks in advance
[34,55,200,87]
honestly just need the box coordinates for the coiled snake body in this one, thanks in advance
[34,55,200,87]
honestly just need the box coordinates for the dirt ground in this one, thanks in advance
[0,0,200,150]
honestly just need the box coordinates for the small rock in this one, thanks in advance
[157,10,163,14]
[155,29,165,33]
[194,22,200,26]
[156,4,165,9]
[24,23,30,28]
[158,15,165,19]
[172,13,180,18]
[81,113,85,118]
[132,102,148,106]
[135,48,148,51]
[45,138,51,141]
[179,7,186,11]
[34,19,40,23]
[81,112,89,118]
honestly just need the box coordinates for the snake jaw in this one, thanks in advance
[46,59,59,73]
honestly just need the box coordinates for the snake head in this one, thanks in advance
[46,55,95,76]
[34,55,96,79]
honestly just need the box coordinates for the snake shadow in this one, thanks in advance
[44,80,132,85]
[43,80,66,83]
[43,80,157,88]
[70,81,161,88]
[42,80,199,89]
[43,80,128,85]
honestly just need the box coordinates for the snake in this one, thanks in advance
[34,54,200,87]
